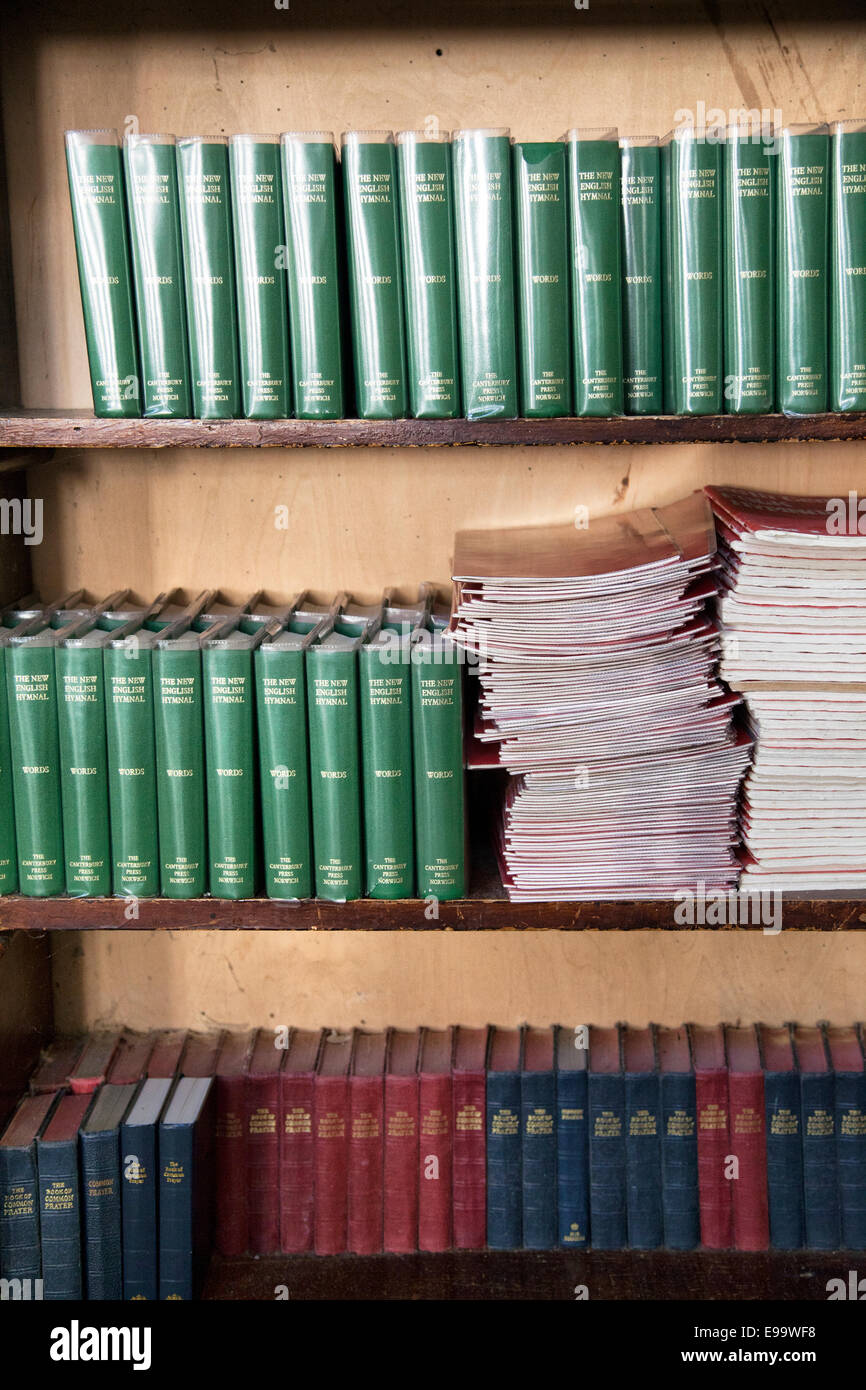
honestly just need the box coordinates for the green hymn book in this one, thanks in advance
[396,131,460,418]
[452,129,518,419]
[830,120,866,412]
[662,126,723,414]
[411,624,466,902]
[65,130,140,417]
[306,617,369,901]
[6,627,66,896]
[723,128,774,413]
[0,639,18,893]
[123,133,191,417]
[776,123,829,415]
[280,133,345,419]
[619,136,663,414]
[176,137,241,419]
[342,131,407,419]
[255,621,316,900]
[153,631,207,898]
[104,628,160,898]
[229,134,291,419]
[566,129,623,416]
[202,629,258,899]
[512,140,571,418]
[55,628,114,896]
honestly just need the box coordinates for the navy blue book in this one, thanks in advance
[758,1024,804,1250]
[122,1077,175,1299]
[80,1081,138,1299]
[826,1024,866,1250]
[520,1026,556,1250]
[624,1025,662,1249]
[37,1091,93,1299]
[588,1025,626,1249]
[555,1025,589,1248]
[486,1027,522,1250]
[159,1075,215,1299]
[0,1091,58,1289]
[657,1025,698,1250]
[793,1025,840,1251]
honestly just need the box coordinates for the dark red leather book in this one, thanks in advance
[689,1023,732,1249]
[725,1024,769,1251]
[69,1032,123,1095]
[384,1029,420,1253]
[28,1036,85,1094]
[247,1028,282,1254]
[314,1031,353,1254]
[146,1030,187,1078]
[280,1029,322,1253]
[418,1027,454,1252]
[347,1031,386,1254]
[452,1025,489,1249]
[214,1030,255,1256]
[106,1031,157,1084]
[181,1031,225,1078]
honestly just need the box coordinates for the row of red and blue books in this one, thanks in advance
[1,1020,864,1299]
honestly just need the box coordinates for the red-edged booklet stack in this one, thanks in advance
[452,493,751,900]
[707,485,866,891]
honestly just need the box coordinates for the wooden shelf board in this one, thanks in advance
[2,410,866,449]
[203,1248,858,1300]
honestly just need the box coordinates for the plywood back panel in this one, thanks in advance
[50,930,866,1033]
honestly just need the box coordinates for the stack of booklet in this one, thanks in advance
[451,493,750,900]
[708,485,866,891]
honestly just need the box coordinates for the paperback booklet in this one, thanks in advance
[123,133,191,417]
[512,140,571,417]
[566,128,623,416]
[775,124,830,414]
[65,130,141,417]
[280,133,345,419]
[452,129,518,419]
[176,136,241,418]
[619,136,663,414]
[229,134,291,418]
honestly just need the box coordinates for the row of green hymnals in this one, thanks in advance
[65,121,866,422]
[0,586,466,901]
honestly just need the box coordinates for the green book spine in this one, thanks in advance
[620,139,663,414]
[452,129,518,419]
[229,135,291,419]
[176,137,240,419]
[359,636,414,899]
[410,636,465,901]
[830,122,866,411]
[123,134,191,417]
[0,649,17,894]
[6,641,64,896]
[396,132,460,419]
[255,644,312,900]
[342,132,407,419]
[153,643,206,898]
[55,644,111,896]
[663,129,723,414]
[64,130,140,417]
[723,132,774,414]
[306,645,362,901]
[776,125,829,415]
[202,643,256,899]
[566,131,623,416]
[104,642,159,898]
[512,141,571,418]
[280,134,345,419]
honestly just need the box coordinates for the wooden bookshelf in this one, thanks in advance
[3,410,866,449]
[203,1248,857,1301]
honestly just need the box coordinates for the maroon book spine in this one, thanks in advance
[729,1068,769,1251]
[247,1063,281,1255]
[280,1073,315,1253]
[347,1074,384,1254]
[695,1067,732,1249]
[452,1071,486,1249]
[384,1074,419,1253]
[314,1076,349,1254]
[419,1072,452,1251]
